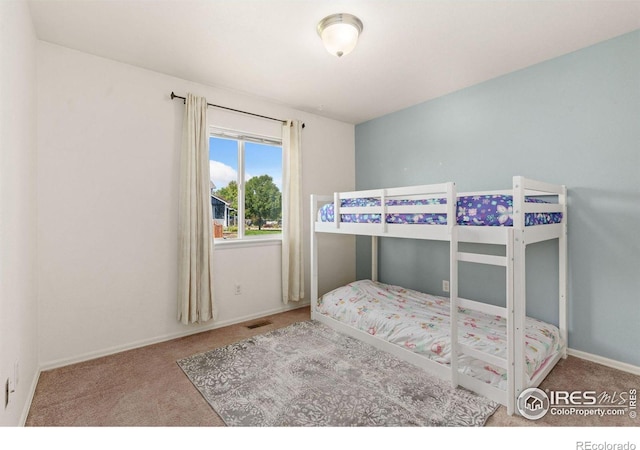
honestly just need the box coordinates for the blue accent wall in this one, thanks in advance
[355,31,640,366]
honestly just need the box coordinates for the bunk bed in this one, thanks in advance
[310,176,568,416]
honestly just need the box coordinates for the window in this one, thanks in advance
[209,128,283,241]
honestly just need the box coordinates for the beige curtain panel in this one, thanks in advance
[178,93,216,324]
[281,120,304,304]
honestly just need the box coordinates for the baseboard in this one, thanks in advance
[39,301,310,371]
[19,368,41,426]
[568,348,640,376]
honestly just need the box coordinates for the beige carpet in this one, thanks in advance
[26,306,639,427]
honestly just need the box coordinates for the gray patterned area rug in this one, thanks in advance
[177,320,498,426]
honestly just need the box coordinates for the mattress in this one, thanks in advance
[316,279,563,391]
[318,194,562,226]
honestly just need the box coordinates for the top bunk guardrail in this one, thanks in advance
[312,176,566,241]
[312,182,457,240]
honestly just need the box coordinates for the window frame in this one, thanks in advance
[209,127,283,245]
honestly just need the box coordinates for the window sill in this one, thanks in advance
[214,237,282,250]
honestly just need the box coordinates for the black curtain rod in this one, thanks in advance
[171,92,305,128]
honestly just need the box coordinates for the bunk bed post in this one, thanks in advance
[310,195,319,316]
[505,228,516,416]
[447,182,459,388]
[559,185,568,358]
[371,236,379,282]
[512,176,527,411]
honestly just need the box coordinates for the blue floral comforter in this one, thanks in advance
[318,194,562,226]
[317,280,563,391]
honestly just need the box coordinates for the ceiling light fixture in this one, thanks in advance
[317,13,363,58]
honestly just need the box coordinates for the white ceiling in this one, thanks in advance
[27,0,640,124]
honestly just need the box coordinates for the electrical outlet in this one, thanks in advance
[234,283,241,295]
[442,280,450,292]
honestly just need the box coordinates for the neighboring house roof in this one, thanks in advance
[211,194,229,205]
[211,194,237,213]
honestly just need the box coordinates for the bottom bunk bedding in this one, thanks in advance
[316,279,563,391]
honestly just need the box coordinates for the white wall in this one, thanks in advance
[0,0,39,426]
[37,42,355,368]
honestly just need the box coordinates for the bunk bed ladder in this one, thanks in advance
[451,229,516,413]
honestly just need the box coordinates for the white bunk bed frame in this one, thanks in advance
[310,176,568,416]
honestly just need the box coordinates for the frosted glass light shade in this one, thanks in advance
[317,14,363,58]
